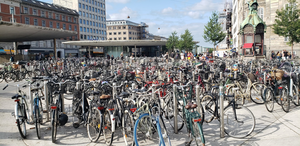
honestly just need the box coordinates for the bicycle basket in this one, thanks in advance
[270,69,284,80]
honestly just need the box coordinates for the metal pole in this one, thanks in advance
[113,83,116,99]
[53,39,57,60]
[144,70,146,81]
[44,80,49,121]
[173,84,178,134]
[196,85,201,114]
[60,83,65,113]
[29,83,33,121]
[220,85,224,138]
[263,72,266,85]
[290,72,293,96]
[76,81,81,90]
[220,72,223,81]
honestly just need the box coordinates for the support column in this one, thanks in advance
[88,46,91,58]
[13,42,17,55]
[135,45,136,58]
[53,39,57,60]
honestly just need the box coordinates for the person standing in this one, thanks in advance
[164,52,169,63]
[180,51,185,60]
[120,52,124,60]
[10,55,14,62]
[271,51,275,59]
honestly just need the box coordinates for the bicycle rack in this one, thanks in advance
[219,85,225,138]
[44,80,49,121]
[173,84,178,134]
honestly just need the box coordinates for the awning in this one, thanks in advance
[243,43,253,48]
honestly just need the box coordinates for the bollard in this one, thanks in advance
[264,72,266,85]
[80,70,84,80]
[290,72,293,96]
[195,85,201,114]
[60,83,65,113]
[44,80,49,121]
[179,71,182,84]
[29,83,33,122]
[113,83,117,99]
[173,85,178,134]
[234,71,237,83]
[111,65,113,76]
[220,72,223,81]
[144,70,146,81]
[219,85,224,138]
[76,81,81,90]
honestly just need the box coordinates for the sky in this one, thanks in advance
[41,0,227,47]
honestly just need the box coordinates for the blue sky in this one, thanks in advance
[41,0,227,47]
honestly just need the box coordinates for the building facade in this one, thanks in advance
[232,0,300,57]
[217,12,228,50]
[106,20,149,41]
[53,0,107,41]
[0,0,80,58]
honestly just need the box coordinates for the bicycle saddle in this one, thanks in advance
[99,94,111,99]
[185,102,197,109]
[11,94,21,99]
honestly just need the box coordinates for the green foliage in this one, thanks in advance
[272,0,300,58]
[177,29,194,51]
[203,11,226,49]
[208,48,214,53]
[166,31,179,51]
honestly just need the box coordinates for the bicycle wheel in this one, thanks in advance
[16,105,27,139]
[291,85,300,106]
[281,88,290,113]
[224,106,255,138]
[0,73,5,83]
[164,98,184,132]
[103,109,114,146]
[35,106,41,139]
[133,113,158,146]
[192,122,205,146]
[87,106,102,142]
[201,95,216,123]
[51,109,58,143]
[122,110,134,146]
[156,116,171,146]
[250,83,266,104]
[263,88,274,112]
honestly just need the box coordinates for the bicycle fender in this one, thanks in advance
[15,104,19,120]
[109,110,116,132]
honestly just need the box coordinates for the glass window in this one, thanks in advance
[93,22,95,26]
[63,24,66,30]
[93,14,95,19]
[84,27,86,32]
[69,25,72,30]
[92,7,94,12]
[83,4,85,8]
[98,9,100,13]
[89,0,91,3]
[123,32,126,34]
[90,14,92,18]
[96,15,98,20]
[41,11,45,17]
[90,28,92,32]
[42,20,46,27]
[100,3,102,7]
[129,37,132,40]
[79,11,82,16]
[109,32,112,35]
[83,12,85,17]
[246,35,253,43]
[68,16,71,22]
[25,17,29,24]
[103,4,105,8]
[96,22,98,26]
[86,20,89,25]
[49,21,53,28]
[83,19,86,24]
[101,10,102,14]
[95,8,97,13]
[129,32,131,34]
[33,9,37,15]
[86,5,88,10]
[79,3,81,8]
[87,36,90,39]
[74,26,77,31]
[24,7,28,14]
[89,6,91,11]
[62,15,65,21]
[118,32,121,35]
[123,37,126,40]
[34,19,38,26]
[95,1,97,6]
[119,37,121,40]
[93,29,95,33]
[48,12,52,18]
[87,28,89,32]
[92,0,94,4]
[56,14,59,20]
[257,8,264,21]
[74,18,77,23]
[80,27,83,32]
[56,23,60,29]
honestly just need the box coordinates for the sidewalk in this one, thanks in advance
[0,81,299,146]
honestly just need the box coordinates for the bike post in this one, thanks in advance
[173,84,178,134]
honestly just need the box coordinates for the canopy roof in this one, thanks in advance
[63,40,168,46]
[0,21,77,42]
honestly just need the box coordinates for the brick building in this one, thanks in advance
[0,0,21,23]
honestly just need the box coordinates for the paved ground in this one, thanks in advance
[0,81,299,146]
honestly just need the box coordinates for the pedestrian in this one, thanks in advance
[276,51,281,60]
[107,54,110,60]
[10,55,14,62]
[184,51,188,60]
[120,52,124,60]
[164,52,169,63]
[111,55,114,60]
[180,51,185,60]
[271,51,275,59]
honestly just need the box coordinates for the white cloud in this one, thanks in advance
[107,7,138,20]
[158,7,181,18]
[107,0,130,4]
[189,0,224,12]
[162,7,173,14]
[106,4,113,10]
[187,11,202,19]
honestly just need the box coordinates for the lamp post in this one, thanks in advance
[11,7,17,55]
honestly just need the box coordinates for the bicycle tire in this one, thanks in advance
[164,98,184,132]
[51,109,58,143]
[192,122,205,146]
[122,110,134,146]
[87,106,102,142]
[291,84,300,106]
[133,113,158,146]
[201,94,216,123]
[35,106,41,139]
[281,88,290,113]
[103,109,114,146]
[250,83,266,104]
[0,73,5,83]
[16,104,27,139]
[263,88,274,112]
[224,106,255,138]
[156,116,170,146]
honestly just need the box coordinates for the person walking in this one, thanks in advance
[180,51,185,60]
[276,51,281,60]
[164,52,169,63]
[10,55,14,62]
[271,51,275,59]
[120,52,124,60]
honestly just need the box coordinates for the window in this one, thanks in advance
[103,4,105,8]
[128,26,131,29]
[93,14,95,19]
[24,7,28,14]
[257,8,264,20]
[93,22,95,26]
[83,12,85,17]
[129,32,132,34]
[114,38,117,40]
[87,28,89,32]
[100,3,102,7]
[34,19,38,26]
[33,9,37,15]
[118,26,121,29]
[87,36,90,39]
[90,14,92,18]
[79,11,82,16]
[109,38,112,40]
[56,14,59,20]
[41,11,45,17]
[90,21,92,26]
[80,19,82,24]
[62,15,65,21]
[25,17,29,24]
[118,37,121,40]
[123,37,126,40]
[74,26,77,31]
[123,32,126,34]
[83,4,85,9]
[92,0,94,4]
[109,32,112,35]
[42,20,46,27]
[86,5,88,10]
[87,20,89,25]
[98,9,100,13]
[68,16,71,22]
[80,27,83,32]
[83,19,86,24]
[89,6,91,11]
[103,10,105,15]
[79,3,81,8]
[123,26,126,29]
[56,23,60,29]
[93,29,95,33]
[89,0,91,3]
[118,32,121,35]
[285,36,289,42]
[101,10,103,14]
[84,27,86,32]
[95,8,97,13]
[95,1,97,6]
[113,26,116,29]
[49,21,53,28]
[48,12,52,18]
[129,37,132,40]
[69,25,72,30]
[92,7,94,12]
[96,22,98,27]
[74,18,77,23]
[90,28,92,32]
[96,15,98,20]
[96,30,98,34]
[114,32,117,35]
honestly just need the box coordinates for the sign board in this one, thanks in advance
[93,48,104,53]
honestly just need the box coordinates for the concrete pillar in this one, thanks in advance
[53,39,57,60]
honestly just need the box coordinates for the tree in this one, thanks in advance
[178,29,194,51]
[166,31,179,52]
[273,0,300,59]
[203,11,226,56]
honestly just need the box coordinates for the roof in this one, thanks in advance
[62,40,168,47]
[21,0,78,16]
[106,20,148,27]
[0,21,77,42]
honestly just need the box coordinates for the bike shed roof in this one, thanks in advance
[0,21,77,42]
[62,40,168,47]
